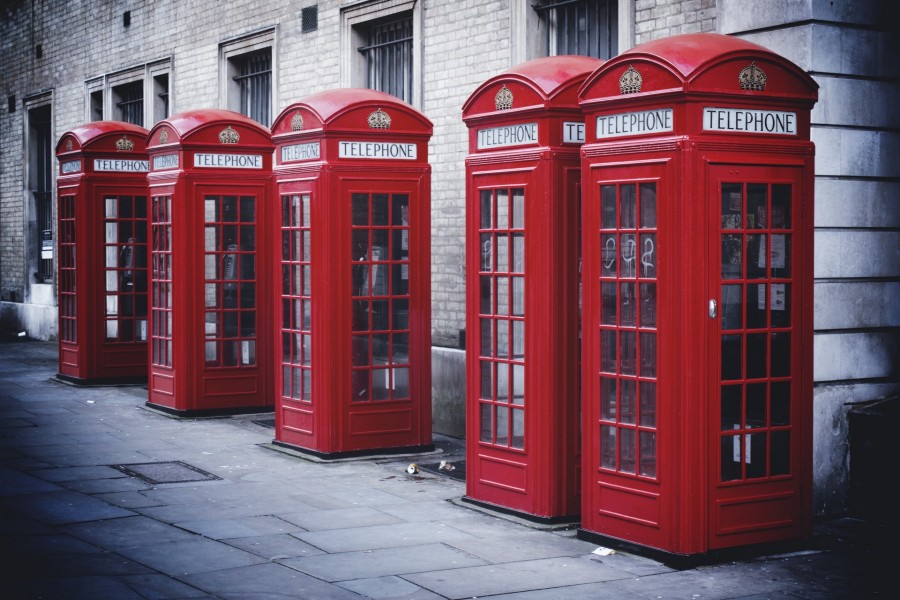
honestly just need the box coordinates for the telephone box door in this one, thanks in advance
[708,163,810,549]
[346,178,428,450]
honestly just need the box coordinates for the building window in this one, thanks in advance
[28,103,53,283]
[112,80,144,126]
[535,0,618,59]
[234,50,272,126]
[221,30,275,127]
[86,60,171,125]
[342,0,421,107]
[512,1,632,64]
[358,14,413,104]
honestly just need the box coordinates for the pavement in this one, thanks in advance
[0,338,892,600]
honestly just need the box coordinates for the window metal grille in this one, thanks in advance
[358,15,413,104]
[115,81,144,126]
[233,50,272,126]
[535,0,618,59]
[301,5,318,33]
[31,106,54,281]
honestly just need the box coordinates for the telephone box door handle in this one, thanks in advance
[709,299,717,319]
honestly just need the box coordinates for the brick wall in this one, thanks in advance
[635,0,717,43]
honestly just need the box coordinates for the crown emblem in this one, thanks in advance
[159,129,169,144]
[739,61,767,91]
[291,111,304,131]
[619,65,642,94]
[115,136,134,151]
[219,126,240,144]
[65,139,73,151]
[495,84,513,110]
[367,108,391,129]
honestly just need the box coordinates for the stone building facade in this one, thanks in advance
[0,0,896,518]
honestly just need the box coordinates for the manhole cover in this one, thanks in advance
[111,461,222,484]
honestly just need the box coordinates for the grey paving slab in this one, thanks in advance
[29,464,128,482]
[0,464,64,495]
[485,582,648,600]
[325,486,415,508]
[278,506,406,531]
[93,489,166,509]
[181,562,366,600]
[64,515,203,550]
[376,498,474,522]
[6,575,150,600]
[1,489,135,525]
[224,533,325,560]
[118,573,213,599]
[404,556,629,599]
[60,475,154,494]
[445,530,600,564]
[175,515,302,539]
[282,542,487,582]
[294,520,480,553]
[115,537,266,576]
[17,532,103,555]
[336,575,445,600]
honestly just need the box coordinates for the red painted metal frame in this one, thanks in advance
[462,56,603,520]
[270,89,433,457]
[578,33,818,558]
[55,122,150,383]
[144,110,275,415]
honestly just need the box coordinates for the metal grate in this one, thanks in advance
[112,461,221,484]
[301,6,318,33]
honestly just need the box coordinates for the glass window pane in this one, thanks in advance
[512,364,524,406]
[600,185,616,229]
[771,430,791,475]
[639,431,656,478]
[620,380,636,424]
[480,403,493,442]
[512,321,524,359]
[746,333,767,379]
[480,190,492,229]
[480,361,493,399]
[640,332,656,378]
[722,234,742,279]
[771,233,791,278]
[480,276,493,314]
[496,405,509,445]
[620,282,635,326]
[480,233,493,272]
[721,334,742,380]
[619,428,636,474]
[621,234,636,278]
[747,432,767,478]
[747,234,766,279]
[746,383,767,428]
[601,234,617,277]
[352,193,368,225]
[512,277,524,316]
[601,282,616,325]
[747,183,766,229]
[771,382,791,425]
[640,233,656,278]
[497,319,509,358]
[640,381,656,427]
[480,318,493,357]
[600,377,616,420]
[512,234,524,273]
[620,331,636,375]
[600,330,616,373]
[512,408,525,449]
[372,194,389,225]
[639,282,656,328]
[600,425,616,469]
[771,332,791,377]
[512,188,525,229]
[771,184,791,228]
[620,184,636,229]
[770,283,790,328]
[496,189,508,229]
[746,283,766,329]
[721,434,742,481]
[639,183,656,229]
[496,234,508,272]
[722,183,742,229]
[721,284,743,330]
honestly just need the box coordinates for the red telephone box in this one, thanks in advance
[270,89,433,457]
[577,33,818,562]
[144,110,274,415]
[461,56,603,521]
[55,122,150,383]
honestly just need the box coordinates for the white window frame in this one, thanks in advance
[511,0,635,65]
[340,0,422,108]
[219,27,277,126]
[84,58,172,126]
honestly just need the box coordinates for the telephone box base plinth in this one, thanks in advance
[459,496,579,529]
[267,440,435,462]
[54,374,147,387]
[576,528,813,571]
[144,402,274,419]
